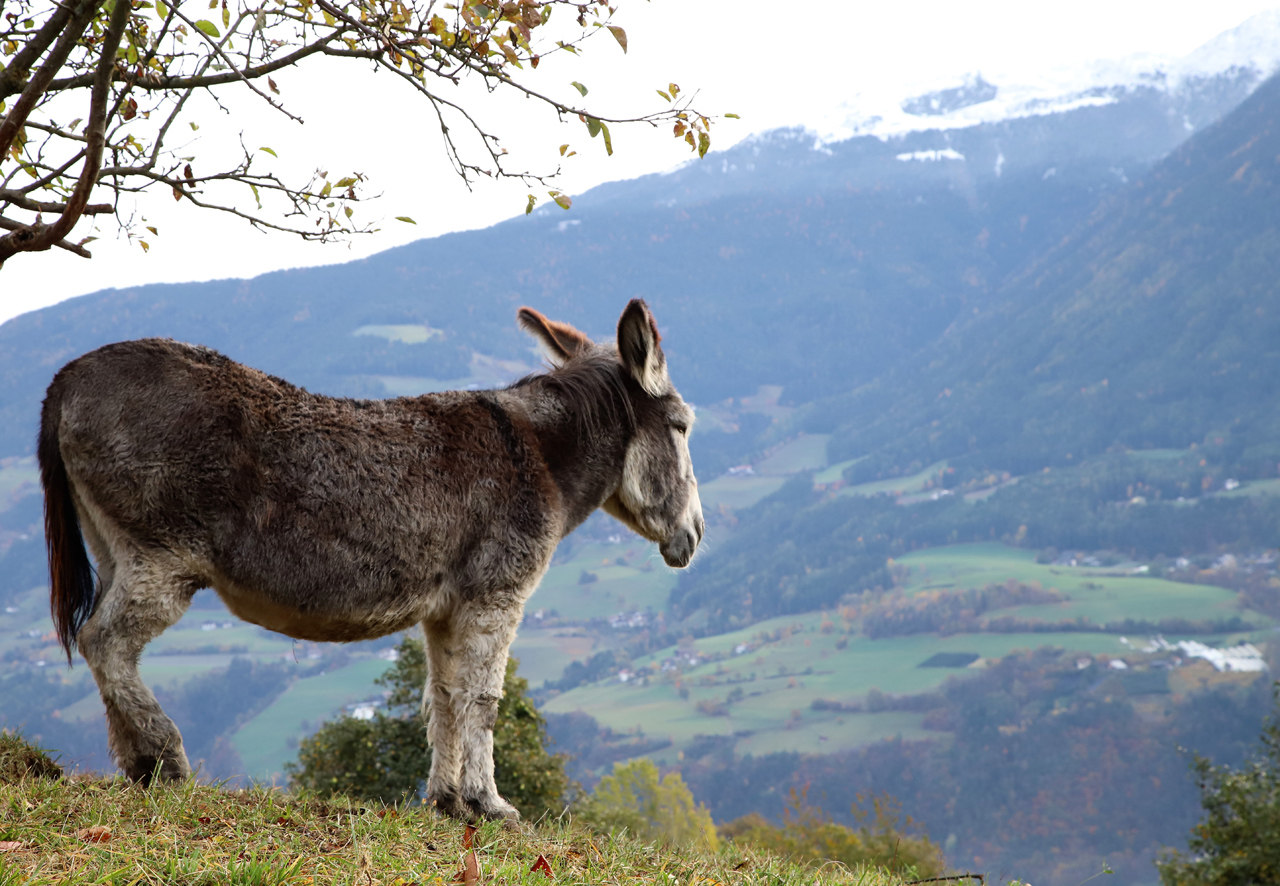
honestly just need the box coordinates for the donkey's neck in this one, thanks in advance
[502,374,631,537]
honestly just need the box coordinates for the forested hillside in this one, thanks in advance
[816,70,1280,480]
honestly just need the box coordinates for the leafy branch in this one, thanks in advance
[0,0,726,267]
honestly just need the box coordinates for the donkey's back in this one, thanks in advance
[44,338,560,644]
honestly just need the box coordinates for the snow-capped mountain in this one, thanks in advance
[817,9,1280,142]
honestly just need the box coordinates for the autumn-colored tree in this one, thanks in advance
[286,635,570,821]
[0,0,723,265]
[720,789,945,879]
[582,757,718,850]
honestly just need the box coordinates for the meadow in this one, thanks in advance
[541,541,1271,765]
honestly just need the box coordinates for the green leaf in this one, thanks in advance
[194,19,221,37]
[599,121,612,157]
[525,194,536,215]
[656,89,671,102]
[334,176,357,188]
[551,192,571,210]
[697,131,710,159]
[221,5,230,28]
[725,113,740,119]
[396,216,417,224]
[155,0,169,18]
[570,81,587,97]
[606,25,626,53]
[259,146,277,157]
[586,116,601,139]
[249,182,261,208]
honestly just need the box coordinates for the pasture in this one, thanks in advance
[895,543,1250,626]
[541,540,1274,767]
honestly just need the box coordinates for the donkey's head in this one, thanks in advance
[517,299,704,567]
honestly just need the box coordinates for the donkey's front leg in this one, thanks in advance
[451,601,524,822]
[422,618,469,819]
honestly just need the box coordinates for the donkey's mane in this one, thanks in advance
[508,350,637,437]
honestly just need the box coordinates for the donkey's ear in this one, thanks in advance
[617,299,667,396]
[517,307,593,365]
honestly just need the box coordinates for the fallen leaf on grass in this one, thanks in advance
[78,826,112,844]
[530,854,553,877]
[454,850,480,885]
[0,841,24,852]
[463,823,476,849]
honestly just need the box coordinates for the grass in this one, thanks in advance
[0,749,909,886]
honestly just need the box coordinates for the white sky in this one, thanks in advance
[3,0,1279,324]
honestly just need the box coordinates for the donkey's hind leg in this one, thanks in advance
[77,551,197,784]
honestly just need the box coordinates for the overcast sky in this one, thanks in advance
[4,0,1279,324]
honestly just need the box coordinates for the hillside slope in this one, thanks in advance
[820,70,1280,479]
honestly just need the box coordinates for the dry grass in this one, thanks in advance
[0,742,908,886]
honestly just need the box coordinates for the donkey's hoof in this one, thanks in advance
[427,789,472,821]
[126,752,191,786]
[465,795,520,824]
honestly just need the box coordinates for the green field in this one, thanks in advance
[838,460,948,498]
[0,455,37,508]
[755,434,831,475]
[231,656,394,781]
[543,541,1271,766]
[697,474,787,511]
[543,608,1142,763]
[1215,477,1280,498]
[529,542,674,619]
[896,543,1249,626]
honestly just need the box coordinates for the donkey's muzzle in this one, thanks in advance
[660,517,702,569]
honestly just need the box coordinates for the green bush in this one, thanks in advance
[580,758,718,850]
[720,790,944,879]
[287,636,570,820]
[1157,683,1280,886]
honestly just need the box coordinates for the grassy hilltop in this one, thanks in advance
[0,739,913,886]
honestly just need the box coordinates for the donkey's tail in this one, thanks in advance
[38,381,96,663]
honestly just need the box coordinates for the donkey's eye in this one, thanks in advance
[671,422,689,436]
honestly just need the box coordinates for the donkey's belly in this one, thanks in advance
[211,573,429,643]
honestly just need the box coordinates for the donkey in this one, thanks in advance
[39,298,703,821]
